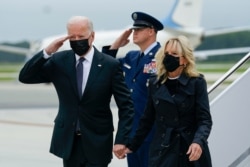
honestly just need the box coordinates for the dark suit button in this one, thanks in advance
[155,100,159,105]
[174,117,178,121]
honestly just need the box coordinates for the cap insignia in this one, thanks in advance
[133,13,138,20]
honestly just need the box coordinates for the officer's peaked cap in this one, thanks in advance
[131,11,163,31]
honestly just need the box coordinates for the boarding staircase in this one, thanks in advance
[207,52,250,167]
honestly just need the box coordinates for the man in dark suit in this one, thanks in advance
[102,12,163,167]
[19,16,134,167]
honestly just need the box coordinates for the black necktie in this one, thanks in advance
[76,57,85,133]
[76,57,85,98]
[137,52,144,66]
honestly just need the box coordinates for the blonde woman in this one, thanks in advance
[121,36,212,167]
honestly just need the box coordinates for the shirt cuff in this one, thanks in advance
[43,49,52,59]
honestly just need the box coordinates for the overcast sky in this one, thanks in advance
[1,0,250,42]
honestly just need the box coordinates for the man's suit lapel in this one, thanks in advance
[62,51,79,99]
[82,48,103,98]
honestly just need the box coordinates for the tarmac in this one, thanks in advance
[0,82,127,167]
[0,72,233,167]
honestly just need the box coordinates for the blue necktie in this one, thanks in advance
[76,57,85,133]
[76,57,85,98]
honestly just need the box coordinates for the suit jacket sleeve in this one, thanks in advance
[111,59,134,145]
[19,50,51,83]
[102,45,118,58]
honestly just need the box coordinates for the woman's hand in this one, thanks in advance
[186,143,202,161]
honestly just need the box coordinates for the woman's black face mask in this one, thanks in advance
[163,53,180,72]
[70,38,90,56]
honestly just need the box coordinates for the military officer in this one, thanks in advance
[102,11,163,167]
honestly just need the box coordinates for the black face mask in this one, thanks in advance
[163,53,180,72]
[70,38,90,56]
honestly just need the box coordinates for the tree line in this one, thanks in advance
[1,30,250,63]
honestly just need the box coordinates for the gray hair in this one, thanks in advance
[67,16,94,33]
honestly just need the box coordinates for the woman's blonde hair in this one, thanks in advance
[155,35,199,83]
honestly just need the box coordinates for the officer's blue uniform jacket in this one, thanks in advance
[102,42,161,141]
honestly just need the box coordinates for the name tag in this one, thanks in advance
[123,63,131,69]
